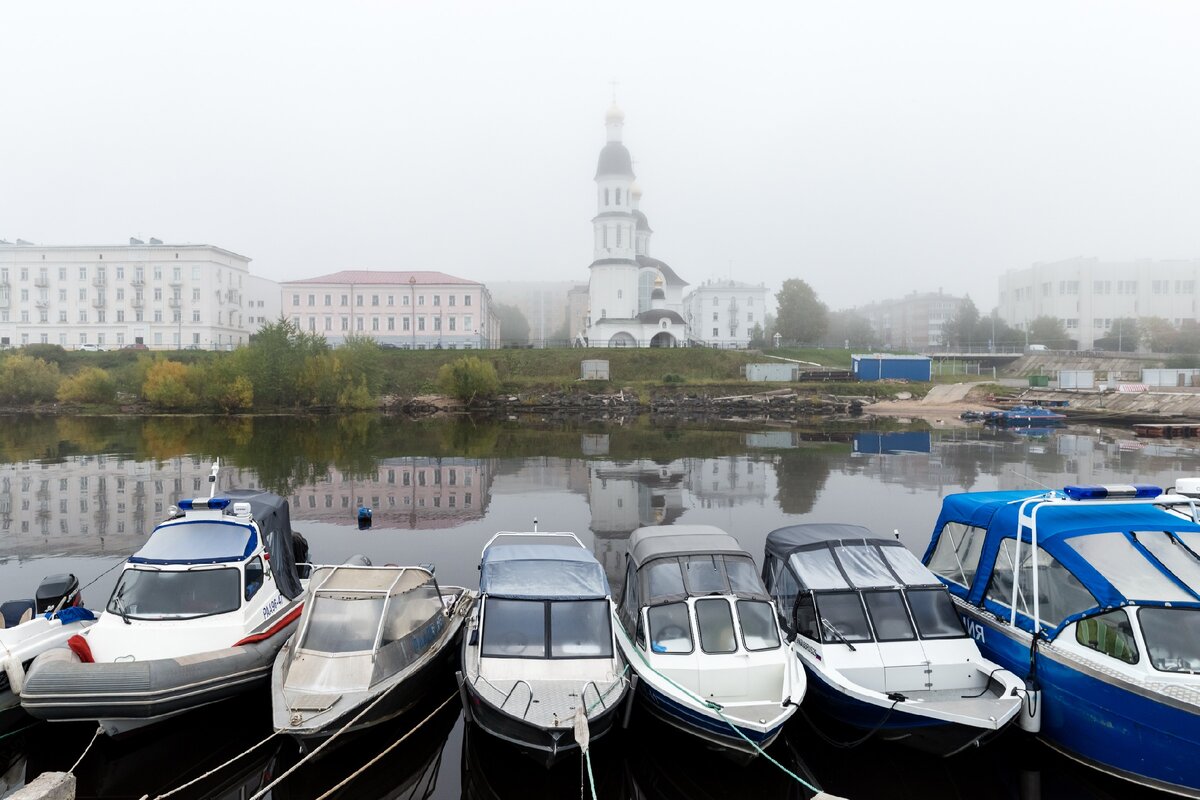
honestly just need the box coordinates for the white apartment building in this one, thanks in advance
[244,274,282,331]
[280,270,501,348]
[0,240,272,350]
[683,279,769,348]
[999,257,1200,349]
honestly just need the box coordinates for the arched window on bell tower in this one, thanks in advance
[605,188,610,206]
[615,188,622,205]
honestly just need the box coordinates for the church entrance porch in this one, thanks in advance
[608,332,637,348]
[650,332,676,348]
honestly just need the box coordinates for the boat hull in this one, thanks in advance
[457,670,623,768]
[957,600,1200,798]
[21,616,297,735]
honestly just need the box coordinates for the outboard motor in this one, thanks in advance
[35,574,80,614]
[1175,478,1200,499]
[357,506,373,530]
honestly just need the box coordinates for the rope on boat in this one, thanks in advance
[0,721,37,742]
[69,725,103,774]
[312,691,457,800]
[620,629,820,795]
[146,730,279,800]
[797,700,900,749]
[75,558,127,601]
[246,673,426,800]
[584,664,630,714]
[584,748,598,800]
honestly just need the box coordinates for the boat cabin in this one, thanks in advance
[619,526,783,662]
[284,565,447,694]
[764,524,966,651]
[925,486,1200,674]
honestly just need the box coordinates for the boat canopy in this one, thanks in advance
[626,525,769,604]
[480,544,610,600]
[226,490,304,599]
[765,524,938,591]
[131,520,256,566]
[926,490,1200,637]
[629,525,750,567]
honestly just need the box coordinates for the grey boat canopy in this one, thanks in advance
[480,543,610,600]
[765,523,939,592]
[629,524,751,567]
[627,525,769,603]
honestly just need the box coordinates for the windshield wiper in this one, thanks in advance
[111,587,132,626]
[820,617,856,651]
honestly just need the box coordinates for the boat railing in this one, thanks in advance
[293,564,434,656]
[482,531,587,553]
[500,678,534,719]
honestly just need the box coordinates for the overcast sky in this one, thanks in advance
[3,1,1199,311]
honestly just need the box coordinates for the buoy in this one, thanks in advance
[357,507,373,530]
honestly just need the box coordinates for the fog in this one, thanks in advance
[3,1,1199,310]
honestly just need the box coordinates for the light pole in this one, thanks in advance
[409,276,416,349]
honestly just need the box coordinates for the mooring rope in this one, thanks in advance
[618,627,820,794]
[0,720,37,743]
[584,747,598,800]
[312,691,457,800]
[146,730,279,800]
[797,700,899,749]
[69,725,103,774]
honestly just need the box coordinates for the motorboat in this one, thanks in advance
[0,574,95,731]
[21,486,309,736]
[615,525,803,762]
[984,405,1066,425]
[764,523,1023,755]
[457,531,628,767]
[272,562,474,747]
[925,483,1200,796]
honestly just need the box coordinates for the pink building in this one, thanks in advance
[280,270,501,348]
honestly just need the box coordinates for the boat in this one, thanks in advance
[615,525,803,762]
[924,483,1200,796]
[984,405,1066,425]
[763,523,1024,755]
[0,574,96,730]
[21,485,309,736]
[271,562,474,747]
[457,531,628,767]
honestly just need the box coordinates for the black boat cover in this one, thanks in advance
[225,489,303,599]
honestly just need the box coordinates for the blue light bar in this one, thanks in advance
[177,497,233,511]
[1063,484,1162,501]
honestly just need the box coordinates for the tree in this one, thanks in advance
[1093,318,1140,352]
[57,367,116,404]
[234,318,328,407]
[941,298,982,348]
[774,279,828,344]
[494,304,530,345]
[821,310,874,349]
[1028,316,1073,349]
[0,355,61,404]
[143,360,197,409]
[1140,317,1177,353]
[437,356,500,403]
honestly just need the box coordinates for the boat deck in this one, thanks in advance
[464,656,625,730]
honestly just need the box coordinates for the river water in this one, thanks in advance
[0,414,1194,799]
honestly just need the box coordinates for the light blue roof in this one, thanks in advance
[130,520,257,565]
[480,544,610,599]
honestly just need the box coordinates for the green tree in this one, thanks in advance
[494,304,531,345]
[0,355,61,404]
[143,360,197,409]
[941,298,981,348]
[437,356,501,403]
[1141,317,1178,353]
[1093,317,1140,352]
[1028,316,1073,349]
[57,367,116,404]
[821,310,874,349]
[236,318,328,407]
[774,279,828,344]
[335,336,385,394]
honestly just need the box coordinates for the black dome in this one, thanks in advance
[634,209,652,232]
[637,309,684,325]
[596,142,635,178]
[650,287,665,300]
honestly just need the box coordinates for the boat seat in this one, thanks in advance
[1,599,36,629]
[1076,617,1137,664]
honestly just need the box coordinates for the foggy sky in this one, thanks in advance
[3,1,1199,311]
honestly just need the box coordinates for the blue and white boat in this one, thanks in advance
[614,525,803,762]
[925,483,1200,797]
[763,524,1023,755]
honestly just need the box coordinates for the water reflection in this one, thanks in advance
[2,416,1200,798]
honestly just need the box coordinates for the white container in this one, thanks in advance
[580,360,610,380]
[1058,370,1095,390]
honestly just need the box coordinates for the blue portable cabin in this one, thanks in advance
[923,487,1200,796]
[851,354,932,382]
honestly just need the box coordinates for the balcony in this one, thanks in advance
[35,298,49,309]
[169,278,183,288]
[131,296,144,308]
[168,297,181,308]
[93,275,106,287]
[130,277,145,288]
[34,275,49,288]
[0,294,9,308]
[92,296,106,308]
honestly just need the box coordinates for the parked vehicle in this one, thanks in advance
[616,525,803,762]
[764,524,1022,755]
[77,343,105,352]
[457,531,628,767]
[925,484,1200,796]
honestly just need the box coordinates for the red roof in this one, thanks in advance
[286,270,480,286]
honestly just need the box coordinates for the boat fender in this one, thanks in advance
[357,506,373,530]
[67,634,94,663]
[3,656,23,695]
[1018,681,1042,734]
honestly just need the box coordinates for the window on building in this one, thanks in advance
[154,288,162,301]
[341,317,349,331]
[325,317,332,331]
[372,294,379,306]
[387,317,395,330]
[433,317,441,331]
[604,188,610,206]
[372,317,379,331]
[191,310,200,322]
[154,267,162,280]
[713,296,719,306]
[356,317,363,330]
[324,294,331,306]
[403,317,410,331]
[449,317,456,331]
[713,328,719,336]
[59,311,67,322]
[308,294,315,306]
[97,310,106,323]
[465,295,472,306]
[464,314,472,329]
[433,295,440,306]
[713,312,718,321]
[78,310,87,322]
[309,317,316,331]
[615,188,622,205]
[292,293,300,305]
[341,294,348,306]
[616,226,622,247]
[418,317,425,331]
[357,295,363,306]
[448,295,455,306]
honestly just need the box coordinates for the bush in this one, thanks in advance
[143,359,198,409]
[662,373,685,383]
[57,367,116,404]
[0,355,61,404]
[437,356,500,403]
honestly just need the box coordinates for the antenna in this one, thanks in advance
[609,79,619,104]
[208,459,221,498]
[1008,468,1051,491]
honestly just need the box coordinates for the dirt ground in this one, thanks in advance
[864,381,1000,423]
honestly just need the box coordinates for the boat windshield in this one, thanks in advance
[300,594,387,653]
[647,598,781,654]
[108,566,240,619]
[1138,607,1200,674]
[481,598,613,659]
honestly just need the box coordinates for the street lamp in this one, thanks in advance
[409,276,416,349]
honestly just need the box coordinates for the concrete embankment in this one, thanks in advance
[5,773,75,800]
[1026,388,1200,422]
[1006,353,1163,379]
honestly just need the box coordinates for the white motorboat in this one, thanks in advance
[22,485,309,736]
[765,523,1024,755]
[614,525,804,762]
[457,531,628,767]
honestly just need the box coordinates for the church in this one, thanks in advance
[583,104,689,347]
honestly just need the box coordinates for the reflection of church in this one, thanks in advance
[582,105,689,348]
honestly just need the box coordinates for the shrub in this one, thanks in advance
[0,355,61,404]
[57,367,116,404]
[337,379,374,410]
[662,373,685,384]
[437,356,500,403]
[143,360,198,409]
